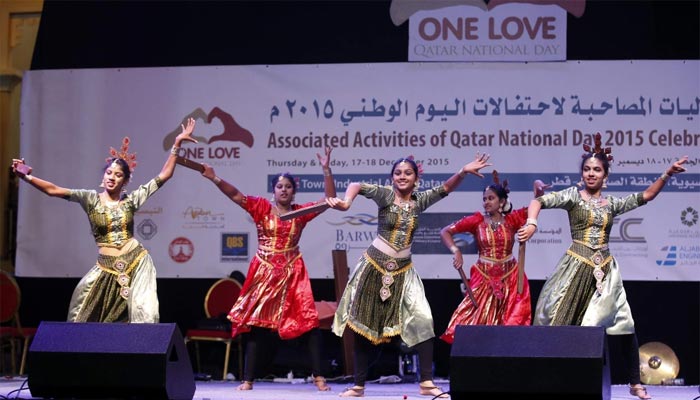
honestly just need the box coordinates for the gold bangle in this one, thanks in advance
[323,168,332,177]
[660,172,670,182]
[449,245,459,254]
[170,146,180,156]
[457,169,466,178]
[526,218,538,227]
[212,176,222,185]
[24,174,34,182]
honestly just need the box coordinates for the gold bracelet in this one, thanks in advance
[24,174,34,182]
[457,169,466,178]
[323,168,332,177]
[660,172,670,182]
[449,245,459,254]
[212,176,222,185]
[526,218,538,227]
[170,146,180,156]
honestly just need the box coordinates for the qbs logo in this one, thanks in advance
[221,233,248,262]
[609,218,645,243]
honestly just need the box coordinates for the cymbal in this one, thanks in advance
[639,342,680,385]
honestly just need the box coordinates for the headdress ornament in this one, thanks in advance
[405,155,424,177]
[490,170,512,214]
[582,132,613,162]
[107,137,138,170]
[491,170,510,194]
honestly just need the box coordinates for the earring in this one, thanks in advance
[602,178,608,189]
[576,178,583,188]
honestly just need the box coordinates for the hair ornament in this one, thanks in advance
[406,155,424,177]
[107,137,138,170]
[581,132,613,162]
[492,170,510,194]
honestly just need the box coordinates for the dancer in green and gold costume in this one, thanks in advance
[519,134,688,400]
[327,153,491,399]
[11,118,197,323]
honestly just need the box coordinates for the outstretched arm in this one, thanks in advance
[642,156,688,202]
[317,146,337,199]
[517,199,541,242]
[326,182,361,211]
[158,117,198,183]
[11,158,69,198]
[443,152,492,194]
[201,163,245,207]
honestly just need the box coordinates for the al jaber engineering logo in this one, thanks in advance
[162,107,254,165]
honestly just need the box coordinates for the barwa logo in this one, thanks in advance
[162,107,254,165]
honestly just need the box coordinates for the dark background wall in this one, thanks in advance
[19,0,700,384]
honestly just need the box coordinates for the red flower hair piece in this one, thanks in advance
[406,155,424,177]
[582,132,613,162]
[107,136,138,171]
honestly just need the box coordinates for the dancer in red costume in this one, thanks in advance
[199,147,336,392]
[440,172,547,343]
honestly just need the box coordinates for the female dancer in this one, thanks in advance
[439,173,547,343]
[519,136,688,400]
[327,153,492,398]
[199,147,335,391]
[11,118,197,323]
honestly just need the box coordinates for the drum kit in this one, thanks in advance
[639,342,682,385]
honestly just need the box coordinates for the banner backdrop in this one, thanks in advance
[17,61,699,281]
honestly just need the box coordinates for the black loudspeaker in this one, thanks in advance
[450,325,610,400]
[28,321,195,400]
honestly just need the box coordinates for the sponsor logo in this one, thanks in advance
[169,237,194,263]
[681,207,698,227]
[136,218,158,240]
[163,107,253,167]
[656,245,677,266]
[656,245,700,267]
[610,218,645,243]
[182,206,225,229]
[135,206,163,216]
[221,233,249,262]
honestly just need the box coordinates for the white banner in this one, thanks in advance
[17,61,700,281]
[409,3,566,62]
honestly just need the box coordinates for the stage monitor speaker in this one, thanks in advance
[450,325,610,400]
[28,321,195,400]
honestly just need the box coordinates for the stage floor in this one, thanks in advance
[1,376,698,400]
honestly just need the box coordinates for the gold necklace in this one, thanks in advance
[103,194,120,207]
[397,197,412,211]
[585,192,602,206]
[274,202,290,216]
[487,214,503,230]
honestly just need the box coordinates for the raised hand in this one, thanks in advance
[175,118,198,146]
[460,152,492,178]
[667,156,689,176]
[11,158,32,177]
[317,146,333,169]
[533,180,552,197]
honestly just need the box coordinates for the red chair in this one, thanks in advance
[184,277,243,380]
[0,270,36,376]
